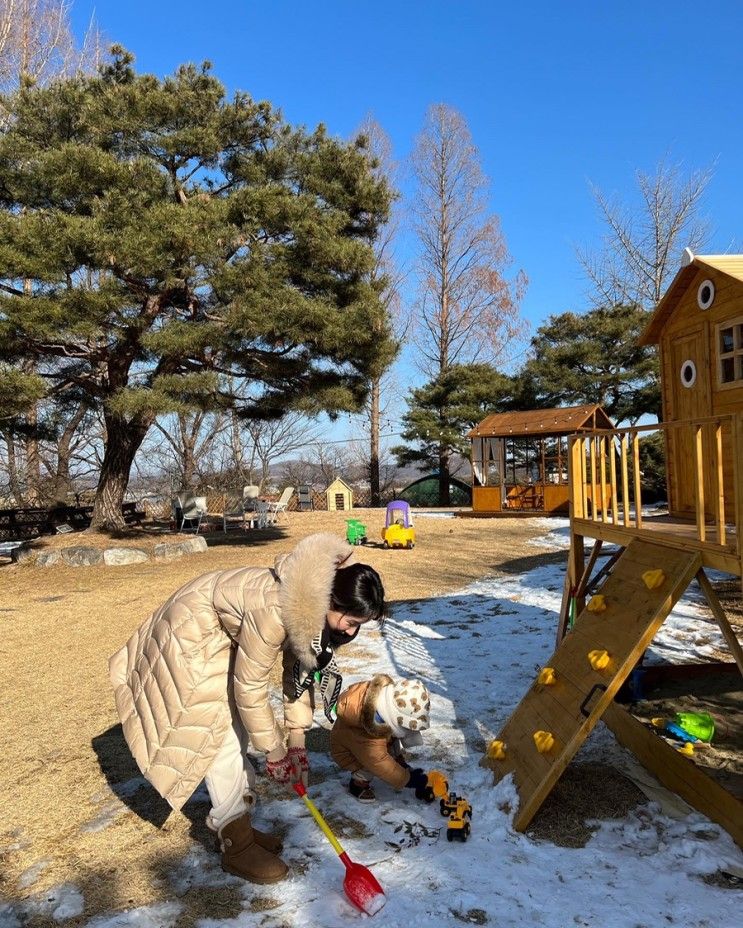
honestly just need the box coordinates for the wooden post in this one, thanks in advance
[569,531,586,614]
[714,422,726,547]
[696,569,743,679]
[569,436,584,519]
[695,424,706,543]
[499,438,506,509]
[733,413,743,586]
[589,436,597,521]
[599,435,608,524]
[609,436,618,526]
[621,433,630,527]
[631,432,643,529]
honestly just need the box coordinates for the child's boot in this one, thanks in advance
[218,812,289,884]
[349,776,376,802]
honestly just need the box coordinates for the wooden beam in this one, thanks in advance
[696,568,743,679]
[632,432,643,529]
[576,539,603,599]
[695,424,706,543]
[621,433,630,527]
[733,413,743,588]
[609,437,618,527]
[714,423,726,547]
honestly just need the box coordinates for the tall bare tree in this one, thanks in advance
[579,157,714,310]
[410,103,526,502]
[354,116,404,506]
[242,413,321,490]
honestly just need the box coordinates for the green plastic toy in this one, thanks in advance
[675,711,715,742]
[346,519,367,546]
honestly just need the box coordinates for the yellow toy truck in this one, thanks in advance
[381,500,415,549]
[440,791,472,842]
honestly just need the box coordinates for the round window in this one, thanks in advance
[697,279,715,310]
[680,359,697,388]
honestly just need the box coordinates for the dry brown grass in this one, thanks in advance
[0,510,562,922]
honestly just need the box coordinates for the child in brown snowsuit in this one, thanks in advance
[330,673,430,801]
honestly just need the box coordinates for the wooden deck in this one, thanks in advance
[572,513,741,576]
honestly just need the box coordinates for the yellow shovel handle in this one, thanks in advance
[299,792,345,857]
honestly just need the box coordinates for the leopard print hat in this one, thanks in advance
[376,678,430,734]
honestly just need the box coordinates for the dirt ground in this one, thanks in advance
[0,510,565,923]
[1,510,739,924]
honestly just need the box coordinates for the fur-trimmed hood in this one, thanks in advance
[335,673,395,738]
[275,532,354,672]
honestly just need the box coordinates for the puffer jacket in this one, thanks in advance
[329,674,411,789]
[109,532,351,811]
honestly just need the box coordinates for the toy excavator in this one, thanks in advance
[418,770,473,843]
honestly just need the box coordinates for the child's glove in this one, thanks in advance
[265,749,293,784]
[405,767,434,802]
[288,746,309,787]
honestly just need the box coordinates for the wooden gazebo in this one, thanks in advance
[467,404,614,515]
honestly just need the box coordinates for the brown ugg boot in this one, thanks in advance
[213,825,283,855]
[218,813,288,884]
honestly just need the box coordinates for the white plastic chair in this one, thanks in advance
[223,495,254,532]
[180,495,207,533]
[266,486,294,523]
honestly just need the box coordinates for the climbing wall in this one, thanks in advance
[485,538,701,831]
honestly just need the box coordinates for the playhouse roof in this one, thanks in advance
[640,252,743,345]
[467,404,614,439]
[326,476,353,491]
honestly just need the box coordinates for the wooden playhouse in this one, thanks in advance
[483,251,743,847]
[467,405,614,514]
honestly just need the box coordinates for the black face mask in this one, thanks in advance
[324,622,361,650]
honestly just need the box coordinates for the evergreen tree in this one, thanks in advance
[392,363,514,475]
[0,49,394,529]
[520,304,659,423]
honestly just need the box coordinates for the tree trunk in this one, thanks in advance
[89,412,153,532]
[2,429,23,505]
[439,446,451,506]
[49,403,87,505]
[24,401,41,504]
[369,376,381,507]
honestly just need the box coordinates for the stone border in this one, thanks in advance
[11,535,208,567]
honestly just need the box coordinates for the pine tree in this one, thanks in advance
[0,48,394,529]
[519,304,659,423]
[393,363,514,474]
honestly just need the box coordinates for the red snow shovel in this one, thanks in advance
[292,782,386,915]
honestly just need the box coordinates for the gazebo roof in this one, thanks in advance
[640,252,743,345]
[467,404,614,439]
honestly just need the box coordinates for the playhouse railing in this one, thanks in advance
[567,413,743,551]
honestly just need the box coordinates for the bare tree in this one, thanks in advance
[411,103,527,375]
[410,103,526,502]
[151,411,228,491]
[242,413,321,491]
[578,157,714,310]
[354,116,405,506]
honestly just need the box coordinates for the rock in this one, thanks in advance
[11,546,35,565]
[103,547,149,567]
[153,542,185,562]
[61,546,104,567]
[37,550,62,567]
[179,536,208,554]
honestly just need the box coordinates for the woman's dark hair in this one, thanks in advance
[330,562,386,624]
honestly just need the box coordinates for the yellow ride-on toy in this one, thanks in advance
[381,500,415,549]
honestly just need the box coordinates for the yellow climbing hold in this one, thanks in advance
[651,717,666,729]
[587,594,607,613]
[677,742,695,757]
[587,649,610,671]
[537,667,556,686]
[533,730,555,753]
[642,568,666,590]
[487,739,506,761]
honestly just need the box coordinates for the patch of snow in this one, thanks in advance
[86,902,182,928]
[17,858,50,889]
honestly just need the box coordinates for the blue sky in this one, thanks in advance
[70,1,743,441]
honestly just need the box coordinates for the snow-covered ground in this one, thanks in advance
[2,520,741,927]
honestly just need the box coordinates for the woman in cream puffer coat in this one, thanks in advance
[109,532,385,884]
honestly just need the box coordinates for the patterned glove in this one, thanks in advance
[405,767,433,801]
[265,750,292,784]
[288,746,309,787]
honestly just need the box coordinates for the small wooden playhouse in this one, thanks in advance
[484,251,743,847]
